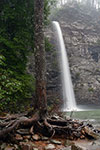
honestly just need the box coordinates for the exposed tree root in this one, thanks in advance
[0,113,100,141]
[0,112,39,138]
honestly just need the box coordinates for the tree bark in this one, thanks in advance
[34,0,47,119]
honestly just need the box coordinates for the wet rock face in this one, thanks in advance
[88,45,100,62]
[46,48,63,107]
[47,3,100,105]
[27,3,100,106]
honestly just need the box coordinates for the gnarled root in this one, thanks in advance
[0,112,40,138]
[0,113,100,141]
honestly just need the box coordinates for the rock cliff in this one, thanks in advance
[46,3,100,105]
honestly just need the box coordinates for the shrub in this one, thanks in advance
[0,55,35,112]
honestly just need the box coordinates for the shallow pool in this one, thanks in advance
[64,105,100,129]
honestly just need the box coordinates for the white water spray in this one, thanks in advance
[52,21,77,111]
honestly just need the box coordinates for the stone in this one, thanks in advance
[1,143,7,150]
[71,144,87,150]
[17,129,29,135]
[51,115,60,119]
[23,135,31,140]
[32,134,41,141]
[20,142,33,150]
[92,140,100,146]
[15,134,23,141]
[42,136,49,141]
[24,139,29,142]
[60,146,71,150]
[14,144,19,149]
[80,135,85,139]
[5,145,15,150]
[45,144,55,150]
[84,127,100,139]
[64,140,73,146]
[20,141,36,150]
[81,129,85,135]
[50,139,62,145]
[69,136,74,140]
[20,144,32,150]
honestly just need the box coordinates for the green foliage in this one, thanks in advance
[88,87,94,92]
[44,0,57,24]
[0,0,55,72]
[45,37,53,51]
[0,55,35,112]
[75,72,80,80]
[0,0,34,73]
[0,0,35,112]
[0,0,56,112]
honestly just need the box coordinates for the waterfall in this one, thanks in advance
[52,21,77,111]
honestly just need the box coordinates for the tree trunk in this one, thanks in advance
[34,0,47,119]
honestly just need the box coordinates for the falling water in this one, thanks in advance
[52,21,77,111]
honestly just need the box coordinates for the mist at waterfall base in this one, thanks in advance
[52,21,77,111]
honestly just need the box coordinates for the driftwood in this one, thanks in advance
[0,112,100,141]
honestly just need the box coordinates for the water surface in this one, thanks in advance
[65,105,100,128]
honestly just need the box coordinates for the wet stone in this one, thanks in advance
[64,140,73,146]
[1,143,7,150]
[84,127,100,139]
[15,134,23,141]
[45,144,55,150]
[20,142,33,150]
[50,139,62,145]
[80,135,85,139]
[33,148,39,150]
[92,140,100,146]
[60,146,71,150]
[5,145,15,150]
[24,139,29,142]
[14,144,19,149]
[42,136,49,141]
[32,134,41,141]
[23,135,31,140]
[71,144,87,150]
